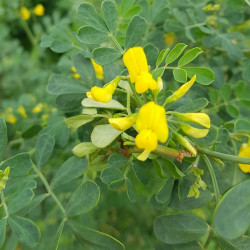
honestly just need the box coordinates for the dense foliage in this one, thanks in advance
[0,0,250,249]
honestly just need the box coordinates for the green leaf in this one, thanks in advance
[123,5,141,19]
[72,142,98,158]
[78,26,109,44]
[108,153,129,168]
[178,47,203,67]
[82,98,125,110]
[91,124,122,148]
[213,179,250,240]
[66,115,94,131]
[8,215,40,248]
[47,74,88,95]
[125,177,137,202]
[159,158,185,178]
[154,214,208,244]
[165,43,187,65]
[155,177,174,204]
[56,94,83,111]
[72,54,95,85]
[175,98,209,113]
[66,181,100,217]
[50,156,87,189]
[218,236,250,250]
[173,68,187,83]
[69,220,125,249]
[156,241,202,250]
[132,160,149,185]
[152,67,165,79]
[51,220,66,250]
[144,43,159,66]
[192,125,218,146]
[125,15,147,49]
[0,118,7,162]
[0,218,6,248]
[93,47,121,65]
[51,40,73,53]
[101,168,124,184]
[77,3,108,32]
[156,48,170,67]
[101,0,118,32]
[221,84,232,101]
[235,119,250,132]
[36,133,55,169]
[182,67,214,85]
[120,0,136,15]
[225,104,239,118]
[0,153,32,177]
[6,189,34,214]
[21,194,48,215]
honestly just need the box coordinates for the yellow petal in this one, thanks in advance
[18,106,27,118]
[238,143,250,173]
[135,129,158,152]
[123,47,148,83]
[180,124,209,138]
[32,103,43,114]
[135,72,157,94]
[136,101,168,143]
[109,114,137,131]
[173,112,210,129]
[137,150,151,161]
[91,59,104,80]
[33,4,45,16]
[165,74,196,104]
[20,7,30,20]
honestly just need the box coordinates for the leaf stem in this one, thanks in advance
[198,147,250,164]
[129,82,144,106]
[0,191,9,218]
[202,154,220,204]
[109,34,124,54]
[32,164,67,219]
[20,20,36,46]
[203,227,214,249]
[127,91,131,115]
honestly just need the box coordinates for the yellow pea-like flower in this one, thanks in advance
[173,112,210,129]
[165,74,196,104]
[135,101,168,161]
[18,106,27,118]
[32,103,43,113]
[71,66,80,79]
[123,47,157,94]
[20,7,30,20]
[7,114,17,124]
[33,4,45,16]
[109,114,137,131]
[238,143,250,173]
[91,59,104,81]
[180,124,209,138]
[86,77,120,103]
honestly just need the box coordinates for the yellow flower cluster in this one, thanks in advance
[85,46,211,161]
[20,4,45,20]
[238,142,250,173]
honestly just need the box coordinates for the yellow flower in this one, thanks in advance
[91,59,104,81]
[6,114,17,124]
[20,7,30,20]
[173,112,210,129]
[165,32,175,46]
[109,114,137,131]
[71,66,80,79]
[165,75,196,104]
[33,4,45,16]
[123,47,157,94]
[135,101,168,161]
[238,143,250,173]
[18,106,27,118]
[32,103,43,113]
[86,77,120,103]
[180,124,209,138]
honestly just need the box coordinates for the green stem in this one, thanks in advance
[198,147,250,164]
[203,227,214,249]
[32,164,67,218]
[20,20,36,46]
[142,93,147,103]
[127,91,131,115]
[109,34,124,54]
[129,82,144,106]
[202,154,220,204]
[1,191,9,218]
